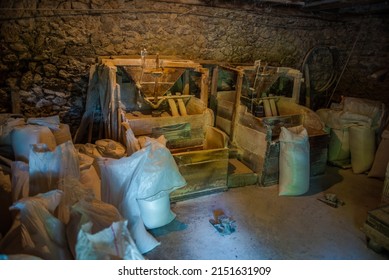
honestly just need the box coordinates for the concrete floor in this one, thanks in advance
[145,166,389,260]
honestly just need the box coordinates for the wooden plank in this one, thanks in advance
[204,126,228,150]
[125,113,206,136]
[183,69,190,96]
[200,68,209,105]
[173,148,228,165]
[11,91,20,114]
[227,158,258,188]
[100,56,201,70]
[216,99,234,120]
[170,152,229,201]
[230,69,244,144]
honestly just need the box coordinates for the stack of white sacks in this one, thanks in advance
[0,114,185,259]
[317,97,388,175]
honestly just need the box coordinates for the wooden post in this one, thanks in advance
[304,64,311,108]
[200,68,209,106]
[230,68,244,144]
[210,66,219,98]
[183,69,190,96]
[209,66,219,123]
[11,91,20,114]
[291,69,302,104]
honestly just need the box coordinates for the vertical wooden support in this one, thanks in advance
[210,66,219,98]
[200,68,209,106]
[209,66,219,124]
[116,74,122,142]
[107,65,117,140]
[11,91,20,114]
[183,69,190,96]
[230,68,244,144]
[304,64,311,108]
[291,69,302,104]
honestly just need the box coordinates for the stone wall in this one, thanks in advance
[0,0,388,134]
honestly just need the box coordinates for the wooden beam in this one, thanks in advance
[230,68,245,144]
[200,68,209,106]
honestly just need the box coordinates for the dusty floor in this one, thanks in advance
[145,166,389,260]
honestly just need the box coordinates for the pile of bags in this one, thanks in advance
[317,97,388,174]
[0,114,186,259]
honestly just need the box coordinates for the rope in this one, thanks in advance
[325,22,364,108]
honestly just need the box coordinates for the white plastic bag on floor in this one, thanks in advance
[50,123,72,145]
[349,125,376,174]
[342,97,385,129]
[80,165,101,200]
[76,220,143,260]
[56,177,94,224]
[29,140,80,197]
[98,138,186,253]
[11,125,57,163]
[137,194,176,229]
[27,115,60,130]
[11,161,29,202]
[279,125,310,196]
[123,124,140,156]
[66,198,142,259]
[0,190,72,259]
[0,116,25,146]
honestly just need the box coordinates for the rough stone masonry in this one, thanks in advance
[0,0,388,134]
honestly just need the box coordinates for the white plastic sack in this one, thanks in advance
[349,125,376,174]
[67,198,126,258]
[56,177,94,224]
[0,190,72,259]
[137,194,176,229]
[339,111,373,127]
[80,165,101,200]
[95,139,126,159]
[0,254,42,260]
[316,109,343,129]
[124,125,140,156]
[50,123,72,145]
[98,138,186,253]
[139,135,167,149]
[76,143,103,159]
[0,116,25,146]
[27,115,60,130]
[29,141,80,197]
[78,151,95,171]
[279,125,310,196]
[11,161,29,202]
[328,128,350,163]
[75,220,143,260]
[75,143,103,177]
[11,125,57,163]
[342,97,385,129]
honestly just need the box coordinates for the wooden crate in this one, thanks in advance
[363,205,389,253]
[171,147,229,201]
[259,133,329,186]
[215,94,329,187]
[383,170,389,205]
[122,103,229,201]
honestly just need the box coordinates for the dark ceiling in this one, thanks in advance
[161,0,389,15]
[295,0,389,14]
